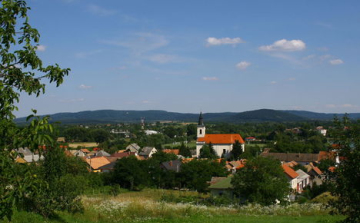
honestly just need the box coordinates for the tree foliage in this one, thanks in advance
[199,142,218,159]
[329,116,360,222]
[230,140,243,160]
[0,0,71,220]
[231,156,289,205]
[180,159,227,192]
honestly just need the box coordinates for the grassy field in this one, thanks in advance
[68,142,99,148]
[2,189,344,223]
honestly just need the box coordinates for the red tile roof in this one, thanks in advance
[282,164,299,179]
[197,134,245,144]
[81,149,90,153]
[163,149,180,155]
[318,151,336,161]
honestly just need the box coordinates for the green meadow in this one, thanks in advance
[1,189,344,223]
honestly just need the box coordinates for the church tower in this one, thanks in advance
[197,112,206,138]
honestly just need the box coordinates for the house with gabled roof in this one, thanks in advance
[85,156,111,172]
[161,160,182,172]
[282,164,299,192]
[196,113,245,158]
[126,143,141,153]
[139,147,157,159]
[304,162,323,186]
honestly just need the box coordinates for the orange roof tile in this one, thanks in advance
[282,164,299,179]
[318,151,336,161]
[85,157,111,170]
[181,158,194,163]
[16,157,27,163]
[328,166,336,172]
[163,149,180,155]
[81,149,90,153]
[197,134,245,144]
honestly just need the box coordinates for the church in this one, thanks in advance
[196,112,245,158]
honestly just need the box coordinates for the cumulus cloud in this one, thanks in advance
[202,77,219,81]
[329,59,344,65]
[36,45,46,52]
[79,84,92,89]
[236,61,251,70]
[87,4,116,16]
[206,37,245,46]
[259,39,306,51]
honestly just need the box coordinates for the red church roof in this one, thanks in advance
[197,134,245,144]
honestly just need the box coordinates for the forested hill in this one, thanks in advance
[15,109,360,124]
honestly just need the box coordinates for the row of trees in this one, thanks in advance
[109,151,227,193]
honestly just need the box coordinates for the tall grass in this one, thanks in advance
[1,189,343,223]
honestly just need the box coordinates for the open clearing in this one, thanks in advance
[68,142,99,148]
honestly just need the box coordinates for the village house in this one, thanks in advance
[196,113,245,158]
[15,147,44,163]
[295,169,310,192]
[139,147,157,159]
[126,143,141,153]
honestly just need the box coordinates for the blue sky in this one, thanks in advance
[15,0,360,117]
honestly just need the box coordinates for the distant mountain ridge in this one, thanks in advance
[15,109,360,124]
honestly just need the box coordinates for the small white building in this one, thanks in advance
[195,113,245,158]
[316,126,327,136]
[296,169,310,192]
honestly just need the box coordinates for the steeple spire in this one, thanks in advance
[198,112,204,126]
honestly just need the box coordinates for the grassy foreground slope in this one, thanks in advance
[1,189,344,223]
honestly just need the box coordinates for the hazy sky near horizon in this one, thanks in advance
[15,0,360,117]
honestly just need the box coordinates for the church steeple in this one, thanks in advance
[197,112,206,138]
[198,112,204,126]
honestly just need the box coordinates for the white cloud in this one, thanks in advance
[147,54,181,64]
[259,39,306,51]
[202,77,218,81]
[329,59,344,65]
[87,4,116,16]
[206,37,245,46]
[79,84,92,89]
[288,77,296,81]
[36,45,46,52]
[142,100,151,104]
[236,61,251,70]
[270,81,277,84]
